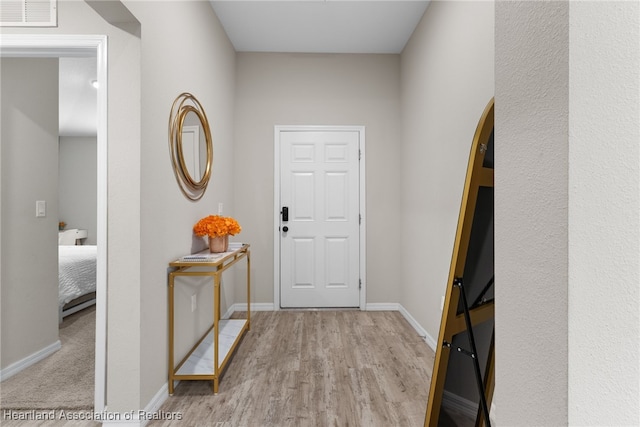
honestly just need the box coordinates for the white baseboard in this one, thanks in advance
[101,385,180,427]
[397,305,438,351]
[244,302,275,311]
[365,302,399,311]
[139,382,171,427]
[100,414,141,426]
[364,303,437,351]
[222,302,274,319]
[0,340,61,382]
[490,402,496,425]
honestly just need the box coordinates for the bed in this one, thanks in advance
[59,245,97,322]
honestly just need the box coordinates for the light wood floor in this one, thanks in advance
[151,310,435,427]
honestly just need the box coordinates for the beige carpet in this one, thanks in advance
[0,306,95,410]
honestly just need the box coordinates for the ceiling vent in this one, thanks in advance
[0,0,57,27]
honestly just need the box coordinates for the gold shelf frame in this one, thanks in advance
[168,244,251,394]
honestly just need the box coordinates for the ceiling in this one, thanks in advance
[59,0,430,136]
[59,57,97,137]
[210,1,430,54]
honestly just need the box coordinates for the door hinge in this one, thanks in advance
[359,214,362,225]
[358,149,362,160]
[359,279,362,289]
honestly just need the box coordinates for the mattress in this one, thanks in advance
[59,245,97,307]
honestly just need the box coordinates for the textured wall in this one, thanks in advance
[568,2,640,424]
[495,1,569,425]
[495,1,640,424]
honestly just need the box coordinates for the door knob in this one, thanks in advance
[282,226,289,232]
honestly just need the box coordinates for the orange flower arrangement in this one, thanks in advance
[193,215,241,238]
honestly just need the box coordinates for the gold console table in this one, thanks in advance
[168,243,250,394]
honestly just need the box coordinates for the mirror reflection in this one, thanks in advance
[181,111,208,183]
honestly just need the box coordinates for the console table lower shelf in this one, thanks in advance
[174,319,248,378]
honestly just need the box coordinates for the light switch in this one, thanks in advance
[36,200,46,217]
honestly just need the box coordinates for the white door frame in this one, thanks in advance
[273,125,366,310]
[0,34,108,413]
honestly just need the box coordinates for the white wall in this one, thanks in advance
[122,1,237,407]
[234,52,402,306]
[568,2,639,424]
[399,1,494,343]
[1,0,143,412]
[1,58,60,368]
[59,136,97,245]
[2,0,237,411]
[495,1,640,425]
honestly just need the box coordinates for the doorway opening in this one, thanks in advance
[0,34,108,413]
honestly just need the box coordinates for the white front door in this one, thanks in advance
[278,129,361,308]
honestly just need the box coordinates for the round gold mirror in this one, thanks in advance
[168,93,213,201]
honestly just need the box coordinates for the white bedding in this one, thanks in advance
[59,245,97,307]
